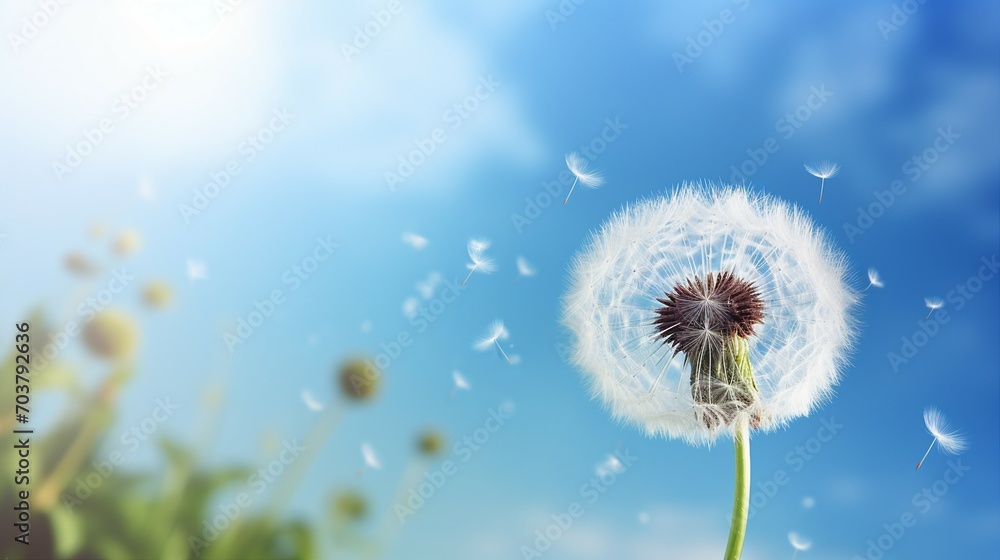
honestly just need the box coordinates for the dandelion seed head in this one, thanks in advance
[924,297,944,310]
[467,238,497,275]
[562,185,857,445]
[565,152,605,189]
[452,370,471,390]
[804,161,840,180]
[923,407,968,454]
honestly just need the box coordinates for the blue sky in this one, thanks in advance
[1,1,998,558]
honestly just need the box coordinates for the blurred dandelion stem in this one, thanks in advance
[35,373,122,511]
[724,415,751,560]
[269,402,346,514]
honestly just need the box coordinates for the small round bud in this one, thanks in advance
[337,358,380,401]
[83,311,138,360]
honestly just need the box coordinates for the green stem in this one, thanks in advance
[724,415,750,560]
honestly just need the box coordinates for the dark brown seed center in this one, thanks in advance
[653,271,765,356]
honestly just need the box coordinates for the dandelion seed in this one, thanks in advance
[865,268,884,291]
[402,297,420,317]
[516,256,536,278]
[924,297,944,320]
[563,185,856,559]
[788,532,812,559]
[915,407,967,470]
[563,152,605,206]
[187,259,207,282]
[474,320,513,364]
[357,442,382,476]
[301,389,324,412]
[417,272,443,299]
[451,370,471,398]
[402,231,429,250]
[595,454,623,477]
[463,238,497,286]
[804,161,839,203]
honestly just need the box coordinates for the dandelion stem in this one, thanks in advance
[818,178,825,204]
[724,415,751,560]
[924,309,933,320]
[916,437,936,470]
[564,177,579,206]
[494,340,513,364]
[792,550,799,560]
[462,265,477,286]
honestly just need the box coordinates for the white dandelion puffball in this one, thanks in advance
[563,185,857,445]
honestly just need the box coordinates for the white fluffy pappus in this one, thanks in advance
[562,185,858,445]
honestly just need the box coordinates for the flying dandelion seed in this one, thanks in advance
[451,370,471,398]
[563,152,605,206]
[788,532,812,559]
[923,297,944,320]
[402,231,429,250]
[865,268,884,291]
[463,238,497,286]
[516,256,536,278]
[595,454,624,477]
[474,320,513,364]
[417,272,443,299]
[804,161,839,203]
[562,185,856,559]
[915,407,967,470]
[357,442,382,477]
[402,297,420,317]
[187,259,206,282]
[301,389,324,412]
